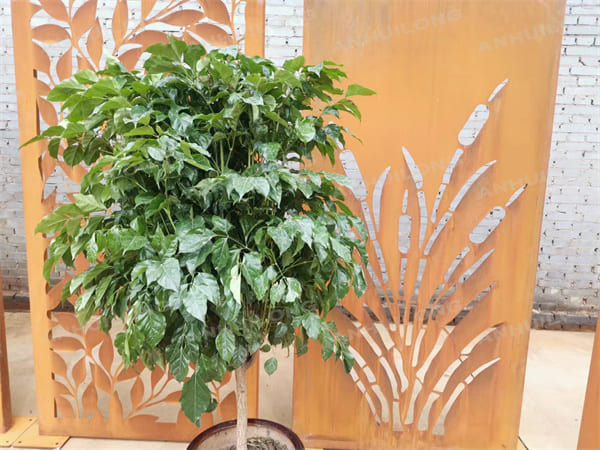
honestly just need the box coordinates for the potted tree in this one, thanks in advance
[27,37,373,449]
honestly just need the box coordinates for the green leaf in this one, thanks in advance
[184,44,207,67]
[307,62,324,76]
[352,263,367,297]
[320,328,334,361]
[48,138,61,157]
[179,229,215,253]
[123,126,155,137]
[346,84,376,97]
[75,287,96,325]
[181,369,213,426]
[264,357,278,375]
[42,125,66,138]
[342,347,355,373]
[63,145,84,166]
[147,258,181,291]
[228,175,270,200]
[211,217,233,234]
[330,237,352,261]
[182,287,207,323]
[47,79,85,101]
[35,213,70,234]
[230,264,241,303]
[63,123,85,139]
[73,69,98,85]
[216,328,235,362]
[147,145,166,161]
[322,106,339,117]
[42,258,56,283]
[241,252,267,300]
[166,339,190,382]
[183,273,219,322]
[181,140,211,157]
[254,142,280,161]
[173,113,193,134]
[269,280,286,305]
[20,134,45,148]
[267,227,292,254]
[85,78,121,97]
[123,235,148,252]
[146,42,177,59]
[293,217,314,247]
[74,194,105,214]
[265,111,289,128]
[242,92,263,106]
[302,313,321,340]
[283,55,305,72]
[284,277,302,303]
[231,344,249,368]
[138,310,166,347]
[295,118,316,143]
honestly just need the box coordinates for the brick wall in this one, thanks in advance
[0,0,598,328]
[0,1,25,298]
[535,0,600,328]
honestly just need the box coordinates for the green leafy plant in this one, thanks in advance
[28,37,373,448]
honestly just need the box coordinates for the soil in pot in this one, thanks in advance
[188,419,304,450]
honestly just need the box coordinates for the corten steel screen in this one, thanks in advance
[11,0,264,441]
[293,0,565,448]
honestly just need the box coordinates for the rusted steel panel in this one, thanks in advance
[294,1,565,448]
[11,0,264,440]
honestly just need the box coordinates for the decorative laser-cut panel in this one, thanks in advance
[293,1,565,448]
[11,0,264,440]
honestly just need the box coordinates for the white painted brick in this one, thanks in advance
[565,24,600,35]
[578,18,600,28]
[571,6,600,14]
[565,45,600,56]
[577,76,598,85]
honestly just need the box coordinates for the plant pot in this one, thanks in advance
[187,419,305,450]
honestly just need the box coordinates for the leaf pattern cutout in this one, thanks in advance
[86,19,103,68]
[337,80,526,437]
[50,314,237,424]
[71,0,98,41]
[39,0,69,22]
[32,24,71,43]
[112,0,128,46]
[199,0,232,25]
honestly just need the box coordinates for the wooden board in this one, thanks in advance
[294,1,566,448]
[10,0,265,441]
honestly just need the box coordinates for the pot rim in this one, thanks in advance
[187,418,304,450]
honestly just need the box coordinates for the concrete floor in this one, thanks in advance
[4,312,595,450]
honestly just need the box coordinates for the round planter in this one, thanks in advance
[187,418,305,450]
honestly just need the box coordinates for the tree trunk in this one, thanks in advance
[235,363,248,450]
